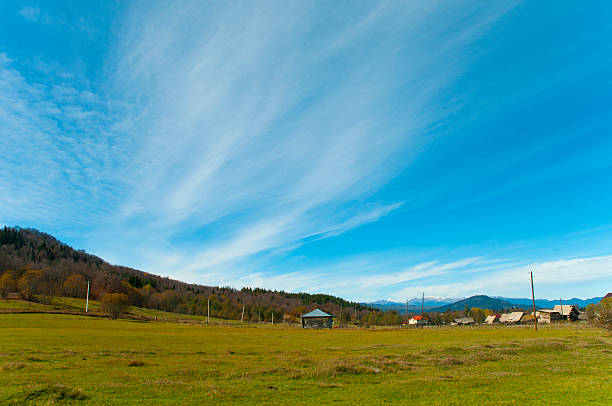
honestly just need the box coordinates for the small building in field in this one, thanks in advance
[553,305,580,321]
[453,317,475,326]
[537,309,562,324]
[485,314,500,324]
[408,315,429,326]
[500,312,524,324]
[301,309,333,329]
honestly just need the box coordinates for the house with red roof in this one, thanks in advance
[408,315,429,326]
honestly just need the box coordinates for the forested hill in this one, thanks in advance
[429,295,521,312]
[0,226,381,323]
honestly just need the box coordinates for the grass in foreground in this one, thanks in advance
[0,313,610,405]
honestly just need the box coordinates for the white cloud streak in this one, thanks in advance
[216,253,612,301]
[12,1,594,302]
[94,1,517,274]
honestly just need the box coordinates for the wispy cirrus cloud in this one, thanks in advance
[0,53,126,232]
[1,1,521,280]
[92,1,517,273]
[220,252,612,302]
[394,255,612,301]
[8,1,610,302]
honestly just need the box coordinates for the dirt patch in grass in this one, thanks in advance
[128,360,146,367]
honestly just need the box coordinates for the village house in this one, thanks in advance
[537,309,562,324]
[408,315,429,326]
[452,317,475,326]
[500,312,523,324]
[553,304,580,321]
[521,313,536,324]
[485,314,500,324]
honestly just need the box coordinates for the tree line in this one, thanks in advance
[0,227,397,324]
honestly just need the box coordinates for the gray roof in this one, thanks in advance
[301,309,332,318]
[500,312,523,323]
[454,317,475,324]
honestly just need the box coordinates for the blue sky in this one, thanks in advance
[2,1,612,301]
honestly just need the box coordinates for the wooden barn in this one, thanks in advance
[553,304,580,321]
[485,314,500,324]
[301,309,333,329]
[500,312,524,324]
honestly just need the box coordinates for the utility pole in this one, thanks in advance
[340,304,343,328]
[406,299,409,321]
[271,311,274,325]
[85,280,90,313]
[530,271,537,331]
[207,299,210,324]
[258,308,261,323]
[354,304,357,326]
[422,292,424,315]
[241,304,245,323]
[559,298,564,320]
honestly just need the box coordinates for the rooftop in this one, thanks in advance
[301,309,332,318]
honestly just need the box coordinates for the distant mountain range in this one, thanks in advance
[363,298,457,312]
[428,295,519,312]
[365,295,604,313]
[495,296,603,309]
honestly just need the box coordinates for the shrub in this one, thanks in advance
[587,297,612,330]
[62,274,87,298]
[101,293,130,319]
[0,273,17,299]
[17,270,42,301]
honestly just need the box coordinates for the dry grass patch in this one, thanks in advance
[2,361,25,370]
[435,356,464,366]
[24,384,86,401]
[332,362,381,375]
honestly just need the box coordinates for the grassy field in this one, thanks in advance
[0,313,610,405]
[0,298,239,325]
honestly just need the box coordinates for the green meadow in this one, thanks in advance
[0,311,610,405]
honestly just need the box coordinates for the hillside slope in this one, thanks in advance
[0,226,378,323]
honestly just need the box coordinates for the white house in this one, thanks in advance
[408,315,429,326]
